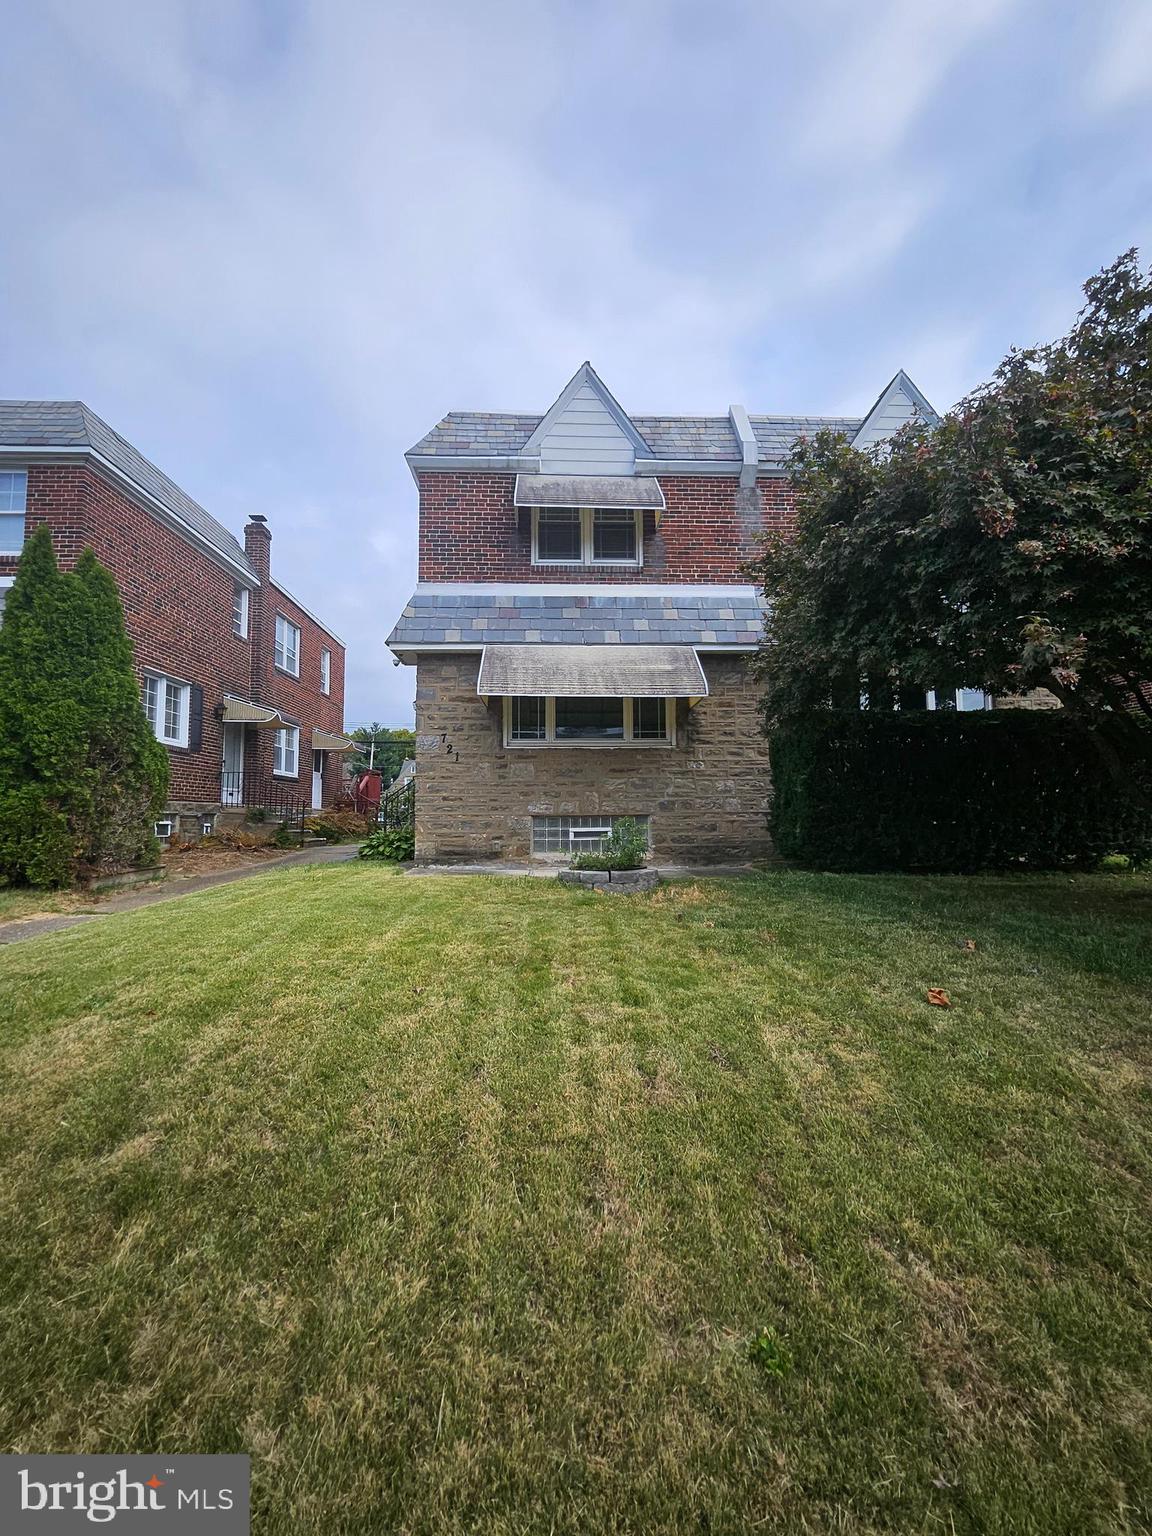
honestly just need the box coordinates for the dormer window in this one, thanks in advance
[531,507,641,568]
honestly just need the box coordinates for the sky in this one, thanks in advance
[2,0,1150,726]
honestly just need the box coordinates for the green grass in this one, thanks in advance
[0,883,85,922]
[1,865,1149,1535]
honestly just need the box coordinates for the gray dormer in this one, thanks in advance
[520,362,653,476]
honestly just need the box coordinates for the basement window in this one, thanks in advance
[504,697,674,747]
[532,815,651,855]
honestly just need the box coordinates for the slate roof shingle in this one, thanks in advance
[387,586,767,652]
[0,400,259,580]
[406,410,863,465]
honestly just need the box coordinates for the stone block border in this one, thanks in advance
[558,868,660,893]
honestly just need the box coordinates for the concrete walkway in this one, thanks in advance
[0,843,361,946]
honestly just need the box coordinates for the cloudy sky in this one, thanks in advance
[3,0,1150,725]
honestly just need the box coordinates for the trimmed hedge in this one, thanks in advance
[770,711,1152,872]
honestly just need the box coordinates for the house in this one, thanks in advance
[0,402,350,842]
[387,362,952,864]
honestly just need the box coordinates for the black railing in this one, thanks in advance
[220,771,309,835]
[375,778,415,830]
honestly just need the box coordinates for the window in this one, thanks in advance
[0,470,27,554]
[143,673,190,747]
[505,697,673,747]
[320,647,331,695]
[273,724,299,777]
[532,815,650,855]
[154,820,174,840]
[0,577,12,625]
[274,614,300,676]
[531,506,641,567]
[927,688,991,712]
[232,584,250,639]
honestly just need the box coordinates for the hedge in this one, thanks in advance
[769,711,1152,872]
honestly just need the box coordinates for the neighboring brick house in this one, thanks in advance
[388,362,963,864]
[0,402,349,841]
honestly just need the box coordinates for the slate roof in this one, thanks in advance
[0,400,259,580]
[387,586,766,652]
[407,409,862,465]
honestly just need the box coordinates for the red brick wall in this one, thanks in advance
[415,471,799,583]
[1,462,346,811]
[251,583,346,806]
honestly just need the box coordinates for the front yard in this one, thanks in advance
[0,865,1149,1533]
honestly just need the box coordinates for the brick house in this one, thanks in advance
[0,402,349,841]
[388,362,967,865]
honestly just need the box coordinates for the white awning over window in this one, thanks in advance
[513,473,666,511]
[221,696,288,729]
[477,644,708,698]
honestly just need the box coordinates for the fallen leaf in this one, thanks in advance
[957,938,977,952]
[926,988,951,1008]
[760,931,778,943]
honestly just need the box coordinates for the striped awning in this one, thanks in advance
[313,729,355,752]
[221,696,288,729]
[477,644,708,698]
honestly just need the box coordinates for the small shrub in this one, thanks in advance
[272,822,301,849]
[1098,852,1133,872]
[359,825,415,861]
[304,809,371,843]
[570,818,649,872]
[747,1327,792,1378]
[247,806,268,824]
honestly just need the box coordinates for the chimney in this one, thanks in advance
[244,514,271,584]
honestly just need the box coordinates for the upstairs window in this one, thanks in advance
[143,673,190,748]
[274,613,300,676]
[927,688,991,712]
[320,647,331,695]
[505,696,673,747]
[532,507,641,567]
[0,470,27,554]
[232,584,250,639]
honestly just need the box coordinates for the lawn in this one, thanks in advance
[0,865,1149,1535]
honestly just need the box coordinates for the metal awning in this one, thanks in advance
[313,729,354,752]
[513,473,666,511]
[221,696,288,729]
[477,644,708,698]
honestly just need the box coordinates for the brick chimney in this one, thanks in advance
[244,515,271,703]
[244,513,271,584]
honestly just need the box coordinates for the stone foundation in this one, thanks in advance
[412,653,771,864]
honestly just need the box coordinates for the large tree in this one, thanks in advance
[750,251,1152,773]
[0,528,168,886]
[348,723,416,784]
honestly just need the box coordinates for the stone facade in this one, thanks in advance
[414,652,771,864]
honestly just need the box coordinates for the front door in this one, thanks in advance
[312,749,326,810]
[222,724,245,806]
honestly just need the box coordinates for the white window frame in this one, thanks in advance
[273,724,300,778]
[274,613,301,676]
[503,696,675,748]
[927,688,992,712]
[320,647,331,695]
[531,507,642,569]
[0,575,13,624]
[143,672,191,748]
[0,469,28,555]
[232,584,250,639]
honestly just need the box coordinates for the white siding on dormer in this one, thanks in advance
[537,382,636,475]
[853,378,934,451]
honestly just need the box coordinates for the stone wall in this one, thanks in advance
[413,652,772,863]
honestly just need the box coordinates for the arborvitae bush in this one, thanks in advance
[0,528,168,887]
[770,711,1152,873]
